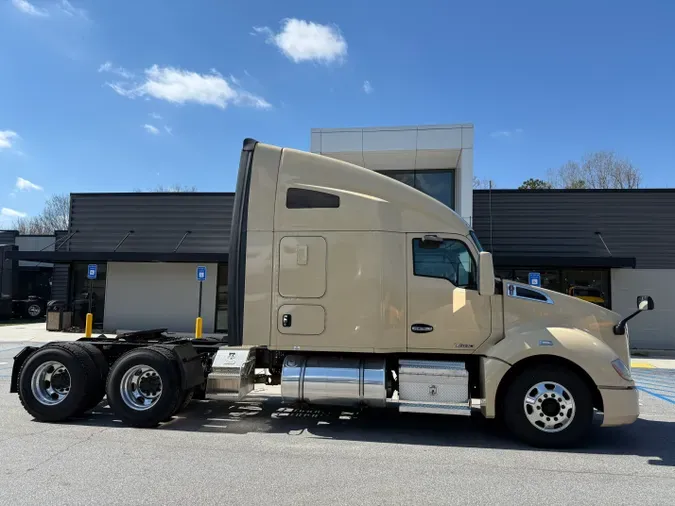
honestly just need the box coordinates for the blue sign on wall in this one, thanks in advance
[196,266,207,282]
[528,272,541,287]
[87,264,98,280]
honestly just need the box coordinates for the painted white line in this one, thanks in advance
[0,362,7,366]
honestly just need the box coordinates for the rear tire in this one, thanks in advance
[18,344,98,422]
[106,346,183,428]
[70,343,109,413]
[502,365,594,448]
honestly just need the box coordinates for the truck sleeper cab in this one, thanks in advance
[10,139,652,448]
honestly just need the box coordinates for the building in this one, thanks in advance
[6,124,675,350]
[311,124,474,224]
[1,231,56,318]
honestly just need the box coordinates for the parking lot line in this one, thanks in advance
[631,361,656,369]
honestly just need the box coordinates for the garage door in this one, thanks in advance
[104,262,217,333]
[612,269,675,351]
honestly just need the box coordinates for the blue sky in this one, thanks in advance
[2,0,675,227]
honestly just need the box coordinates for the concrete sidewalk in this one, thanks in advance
[0,322,85,343]
[1,322,674,369]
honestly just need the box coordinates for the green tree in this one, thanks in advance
[518,178,552,190]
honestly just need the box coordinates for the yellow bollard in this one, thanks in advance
[85,313,93,338]
[195,317,203,339]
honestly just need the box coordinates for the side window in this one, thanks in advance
[286,188,340,209]
[413,238,477,289]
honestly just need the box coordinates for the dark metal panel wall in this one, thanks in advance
[473,190,675,269]
[50,231,70,302]
[68,193,235,253]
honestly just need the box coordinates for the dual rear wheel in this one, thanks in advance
[18,344,194,427]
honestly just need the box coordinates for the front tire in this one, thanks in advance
[106,346,183,428]
[502,365,594,448]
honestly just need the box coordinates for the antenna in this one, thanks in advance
[595,231,612,256]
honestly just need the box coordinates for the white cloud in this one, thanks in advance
[164,125,173,135]
[1,208,27,218]
[98,61,134,79]
[363,80,374,94]
[149,112,163,120]
[0,131,19,150]
[143,124,160,135]
[11,0,49,17]
[106,65,271,110]
[254,19,347,64]
[16,177,43,191]
[58,0,87,19]
[490,129,524,139]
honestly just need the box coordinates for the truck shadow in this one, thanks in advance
[76,396,675,467]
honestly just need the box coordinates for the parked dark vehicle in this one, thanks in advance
[12,295,46,319]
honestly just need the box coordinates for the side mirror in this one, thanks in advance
[478,252,495,296]
[637,295,654,311]
[420,234,443,249]
[614,295,656,335]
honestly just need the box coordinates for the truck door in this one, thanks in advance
[406,233,492,352]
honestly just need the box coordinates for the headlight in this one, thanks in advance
[611,359,633,382]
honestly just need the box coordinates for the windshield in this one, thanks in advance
[468,230,484,252]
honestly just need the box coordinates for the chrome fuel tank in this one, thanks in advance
[281,355,386,408]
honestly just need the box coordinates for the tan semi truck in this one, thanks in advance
[10,139,653,448]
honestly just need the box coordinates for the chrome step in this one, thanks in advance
[398,401,472,416]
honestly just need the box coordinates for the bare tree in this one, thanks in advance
[548,151,641,189]
[13,194,70,234]
[473,176,495,189]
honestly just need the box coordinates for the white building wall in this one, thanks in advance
[311,124,474,224]
[104,262,218,334]
[611,268,675,351]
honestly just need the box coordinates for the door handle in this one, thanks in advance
[282,314,292,327]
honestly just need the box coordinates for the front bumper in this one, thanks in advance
[600,387,639,427]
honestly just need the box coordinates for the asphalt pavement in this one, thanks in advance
[1,341,674,506]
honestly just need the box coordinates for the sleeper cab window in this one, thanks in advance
[286,188,340,209]
[413,238,477,289]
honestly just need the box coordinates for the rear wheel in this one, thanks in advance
[502,365,594,448]
[18,344,98,422]
[106,346,183,427]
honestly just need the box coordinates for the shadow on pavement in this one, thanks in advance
[60,396,675,467]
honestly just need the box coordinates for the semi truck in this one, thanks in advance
[9,139,654,448]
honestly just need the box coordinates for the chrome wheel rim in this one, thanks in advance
[27,304,41,317]
[31,361,71,406]
[523,381,576,433]
[120,365,163,411]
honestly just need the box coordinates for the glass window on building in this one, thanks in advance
[215,263,228,333]
[414,170,455,209]
[70,263,107,327]
[380,169,456,209]
[562,269,610,308]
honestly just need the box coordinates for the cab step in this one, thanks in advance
[398,401,471,416]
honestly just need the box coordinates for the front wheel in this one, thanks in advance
[502,365,594,448]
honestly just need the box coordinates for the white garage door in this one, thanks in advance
[104,262,218,333]
[612,269,675,351]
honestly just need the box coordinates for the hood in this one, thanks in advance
[502,281,630,366]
